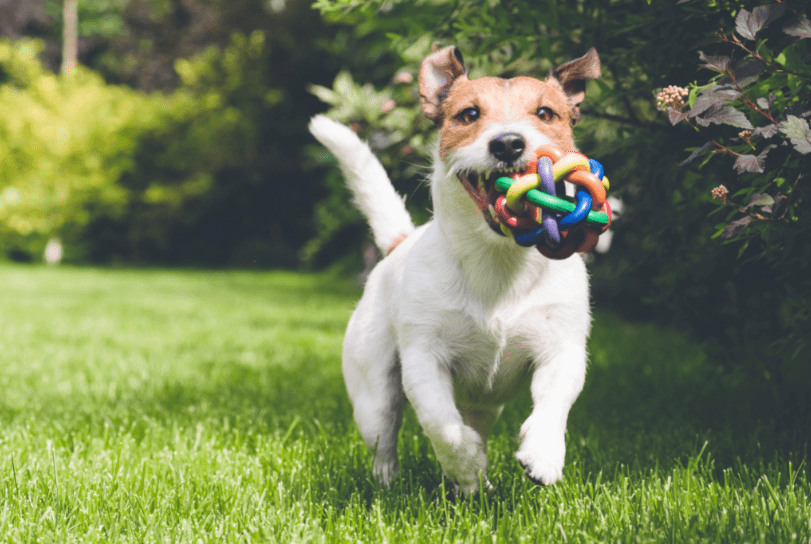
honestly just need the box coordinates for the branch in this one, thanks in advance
[776,172,804,220]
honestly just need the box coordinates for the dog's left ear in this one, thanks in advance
[419,45,467,123]
[551,48,601,124]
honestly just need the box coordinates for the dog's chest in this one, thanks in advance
[438,308,533,407]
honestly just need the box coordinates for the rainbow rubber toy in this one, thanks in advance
[493,144,612,260]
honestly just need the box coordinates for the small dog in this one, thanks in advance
[309,46,601,493]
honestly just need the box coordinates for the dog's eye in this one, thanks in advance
[456,107,480,124]
[537,107,556,122]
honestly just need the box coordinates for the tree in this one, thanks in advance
[61,0,77,75]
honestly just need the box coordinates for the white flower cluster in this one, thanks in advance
[711,185,729,202]
[656,85,689,110]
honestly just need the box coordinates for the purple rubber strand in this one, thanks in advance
[542,215,560,246]
[537,156,561,245]
[538,157,555,195]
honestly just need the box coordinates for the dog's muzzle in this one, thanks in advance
[458,170,520,235]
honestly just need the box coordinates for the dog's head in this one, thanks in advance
[419,47,600,236]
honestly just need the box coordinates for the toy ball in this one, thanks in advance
[493,145,612,259]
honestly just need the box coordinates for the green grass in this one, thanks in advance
[0,263,809,543]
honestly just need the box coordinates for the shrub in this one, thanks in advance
[309,0,810,371]
[657,2,810,362]
[0,39,164,261]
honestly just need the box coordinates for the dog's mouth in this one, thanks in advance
[457,168,523,235]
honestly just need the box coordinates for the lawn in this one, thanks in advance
[0,263,809,542]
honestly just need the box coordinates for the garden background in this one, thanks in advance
[0,0,810,541]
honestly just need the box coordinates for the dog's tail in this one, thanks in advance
[309,115,415,255]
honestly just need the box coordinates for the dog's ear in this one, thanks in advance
[419,46,467,123]
[551,48,601,124]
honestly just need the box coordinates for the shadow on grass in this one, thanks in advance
[561,309,811,476]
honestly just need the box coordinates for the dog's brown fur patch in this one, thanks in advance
[436,76,576,159]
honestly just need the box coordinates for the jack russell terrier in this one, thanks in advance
[309,45,601,494]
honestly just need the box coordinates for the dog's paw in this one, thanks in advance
[515,450,564,486]
[432,423,488,494]
[516,418,566,486]
[451,477,493,497]
[373,457,400,486]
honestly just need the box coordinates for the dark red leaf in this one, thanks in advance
[760,4,787,28]
[733,154,763,174]
[736,9,763,40]
[698,52,731,72]
[668,109,688,125]
[721,58,765,87]
[689,91,736,118]
[753,124,779,138]
[783,16,811,39]
[721,216,751,239]
[736,6,786,40]
[779,115,811,154]
[696,104,754,129]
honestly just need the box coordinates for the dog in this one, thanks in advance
[309,45,601,493]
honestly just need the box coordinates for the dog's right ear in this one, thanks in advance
[418,46,467,123]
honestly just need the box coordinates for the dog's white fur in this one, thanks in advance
[309,48,599,493]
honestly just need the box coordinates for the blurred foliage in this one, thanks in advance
[309,0,810,372]
[0,0,352,267]
[0,38,159,261]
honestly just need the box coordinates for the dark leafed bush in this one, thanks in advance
[655,2,810,364]
[309,0,810,372]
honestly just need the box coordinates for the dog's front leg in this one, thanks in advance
[400,344,488,494]
[516,343,587,486]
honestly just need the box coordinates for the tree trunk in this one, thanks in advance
[61,0,78,75]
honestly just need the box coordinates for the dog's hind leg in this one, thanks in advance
[342,290,405,485]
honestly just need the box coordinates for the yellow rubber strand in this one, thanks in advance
[552,153,590,181]
[505,173,540,212]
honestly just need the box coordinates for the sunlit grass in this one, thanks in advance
[0,263,809,542]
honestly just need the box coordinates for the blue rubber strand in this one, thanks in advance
[558,190,592,230]
[513,224,545,247]
[588,159,604,180]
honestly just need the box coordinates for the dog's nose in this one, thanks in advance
[489,133,526,164]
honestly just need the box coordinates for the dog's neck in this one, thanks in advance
[431,163,547,308]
